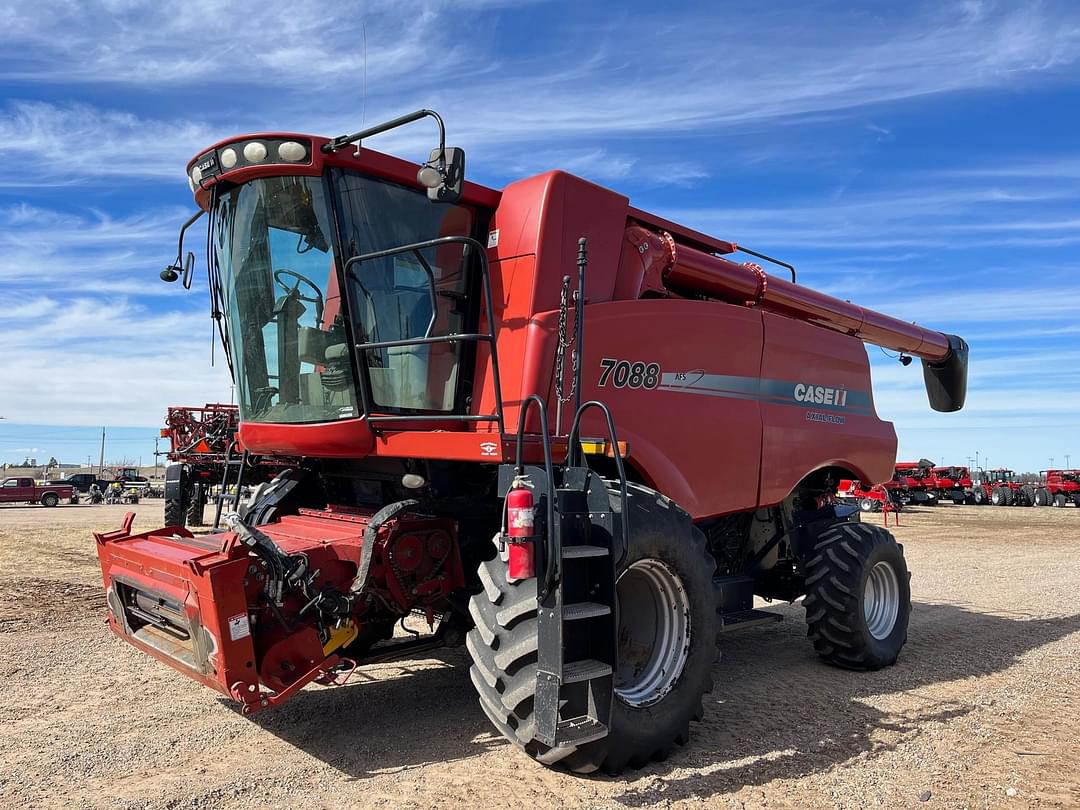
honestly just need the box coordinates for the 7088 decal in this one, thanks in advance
[598,358,661,390]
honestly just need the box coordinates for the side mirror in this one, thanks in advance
[182,251,196,289]
[419,147,465,204]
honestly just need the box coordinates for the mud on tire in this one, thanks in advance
[802,521,911,670]
[465,483,719,774]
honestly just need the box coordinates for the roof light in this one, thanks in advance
[277,141,306,161]
[243,141,267,162]
[220,147,238,169]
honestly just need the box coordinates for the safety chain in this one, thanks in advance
[554,274,577,411]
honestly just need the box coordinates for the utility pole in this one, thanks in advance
[98,427,106,476]
[1067,454,1072,469]
[1050,457,1055,470]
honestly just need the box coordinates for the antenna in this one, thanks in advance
[361,22,368,128]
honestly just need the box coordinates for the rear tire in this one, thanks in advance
[859,497,880,512]
[1035,488,1051,506]
[802,522,910,670]
[1054,493,1067,508]
[972,487,988,505]
[41,492,59,507]
[1020,485,1036,507]
[187,482,206,527]
[164,497,187,526]
[465,484,719,774]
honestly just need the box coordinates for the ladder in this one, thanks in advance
[507,396,628,749]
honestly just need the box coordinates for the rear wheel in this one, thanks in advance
[859,497,880,512]
[951,490,965,505]
[1054,493,1067,508]
[991,487,1009,506]
[1020,485,1036,507]
[41,492,59,507]
[187,482,206,527]
[164,493,187,526]
[1035,488,1051,506]
[802,522,910,670]
[972,487,988,505]
[466,484,719,774]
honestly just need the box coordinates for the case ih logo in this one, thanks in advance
[793,383,849,408]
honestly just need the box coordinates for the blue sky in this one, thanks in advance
[0,0,1078,473]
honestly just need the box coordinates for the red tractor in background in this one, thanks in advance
[93,109,969,774]
[161,404,286,527]
[970,468,1029,506]
[1033,470,1080,507]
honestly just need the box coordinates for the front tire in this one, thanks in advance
[802,522,911,670]
[465,484,719,774]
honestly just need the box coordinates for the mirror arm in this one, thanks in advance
[175,209,206,266]
[321,109,446,165]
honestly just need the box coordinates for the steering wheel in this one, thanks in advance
[274,269,325,323]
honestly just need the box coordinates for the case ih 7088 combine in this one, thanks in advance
[94,110,968,773]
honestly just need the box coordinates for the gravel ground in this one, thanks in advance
[1,502,1078,809]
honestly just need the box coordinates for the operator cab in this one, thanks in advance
[166,112,498,447]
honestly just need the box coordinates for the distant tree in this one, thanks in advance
[47,456,59,467]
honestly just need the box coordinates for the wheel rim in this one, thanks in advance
[614,558,691,708]
[863,561,900,640]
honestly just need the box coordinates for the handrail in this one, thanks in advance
[342,235,505,432]
[567,400,630,570]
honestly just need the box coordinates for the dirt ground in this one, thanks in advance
[0,502,1077,810]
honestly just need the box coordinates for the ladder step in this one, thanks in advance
[562,658,613,683]
[563,602,611,621]
[562,545,609,559]
[717,608,783,633]
[555,717,609,747]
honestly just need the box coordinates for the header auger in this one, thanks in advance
[95,109,967,774]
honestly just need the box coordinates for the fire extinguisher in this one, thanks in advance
[505,479,536,580]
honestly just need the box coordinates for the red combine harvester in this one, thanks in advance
[161,404,285,527]
[928,465,973,505]
[93,110,968,773]
[1034,470,1080,507]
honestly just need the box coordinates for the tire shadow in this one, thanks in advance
[613,601,1080,805]
[241,601,1078,791]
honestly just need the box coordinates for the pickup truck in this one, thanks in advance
[0,477,74,506]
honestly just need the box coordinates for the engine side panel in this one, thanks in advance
[758,311,897,504]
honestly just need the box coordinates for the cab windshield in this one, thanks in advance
[211,171,476,424]
[212,175,359,423]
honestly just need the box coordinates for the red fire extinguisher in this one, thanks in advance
[505,479,536,580]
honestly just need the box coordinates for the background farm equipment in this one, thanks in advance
[889,460,939,506]
[161,404,284,527]
[1033,470,1080,507]
[970,468,1029,506]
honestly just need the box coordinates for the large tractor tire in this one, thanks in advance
[187,482,206,527]
[972,487,988,505]
[951,490,965,505]
[1019,485,1036,507]
[1035,488,1051,506]
[991,487,1012,506]
[1054,493,1067,508]
[466,483,719,774]
[802,522,910,670]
